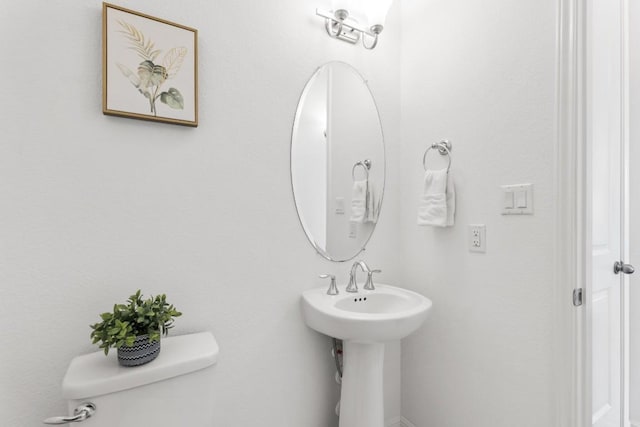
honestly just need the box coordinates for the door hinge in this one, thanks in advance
[573,288,583,307]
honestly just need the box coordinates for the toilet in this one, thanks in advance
[49,332,218,426]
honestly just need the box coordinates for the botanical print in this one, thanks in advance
[103,3,198,126]
[115,21,186,117]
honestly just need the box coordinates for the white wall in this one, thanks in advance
[399,1,558,425]
[0,1,402,426]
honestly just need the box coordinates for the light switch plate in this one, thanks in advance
[501,184,533,215]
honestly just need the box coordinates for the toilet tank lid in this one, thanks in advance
[62,332,218,399]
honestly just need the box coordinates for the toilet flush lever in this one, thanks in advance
[43,402,96,424]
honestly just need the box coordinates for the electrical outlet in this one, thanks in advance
[468,224,486,253]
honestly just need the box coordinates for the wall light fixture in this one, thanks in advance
[316,0,394,50]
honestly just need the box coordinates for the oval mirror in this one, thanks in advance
[291,62,385,262]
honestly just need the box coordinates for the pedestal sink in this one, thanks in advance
[301,284,432,427]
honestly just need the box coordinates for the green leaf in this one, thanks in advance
[137,61,167,88]
[159,88,184,110]
[90,290,180,356]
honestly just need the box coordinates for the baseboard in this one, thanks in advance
[386,416,403,427]
[400,416,417,427]
[385,416,416,427]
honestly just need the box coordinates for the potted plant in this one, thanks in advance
[90,290,182,367]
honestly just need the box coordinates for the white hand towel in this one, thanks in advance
[365,180,378,223]
[445,171,455,226]
[350,180,367,223]
[417,168,455,227]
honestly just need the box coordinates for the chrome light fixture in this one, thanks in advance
[316,0,394,50]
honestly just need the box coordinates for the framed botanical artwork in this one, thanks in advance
[102,3,198,127]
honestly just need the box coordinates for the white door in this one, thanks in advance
[589,0,627,426]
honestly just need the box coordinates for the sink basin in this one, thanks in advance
[302,284,432,343]
[302,283,431,427]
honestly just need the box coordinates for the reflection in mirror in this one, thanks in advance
[291,62,385,262]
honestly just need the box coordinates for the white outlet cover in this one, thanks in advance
[468,224,486,253]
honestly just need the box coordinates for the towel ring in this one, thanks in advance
[423,140,452,172]
[352,159,372,181]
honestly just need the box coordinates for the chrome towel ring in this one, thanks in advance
[352,159,372,181]
[423,140,452,172]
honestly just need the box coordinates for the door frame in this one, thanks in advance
[556,0,630,425]
[555,0,588,425]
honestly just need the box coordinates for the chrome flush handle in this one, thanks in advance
[43,402,96,424]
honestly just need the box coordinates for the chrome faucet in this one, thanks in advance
[346,260,370,293]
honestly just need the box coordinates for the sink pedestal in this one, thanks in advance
[302,284,432,426]
[339,342,385,427]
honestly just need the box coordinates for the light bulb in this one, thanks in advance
[331,0,351,12]
[366,0,394,28]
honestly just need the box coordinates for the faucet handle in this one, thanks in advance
[364,269,382,291]
[319,274,339,295]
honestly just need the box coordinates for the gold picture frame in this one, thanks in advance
[102,3,198,127]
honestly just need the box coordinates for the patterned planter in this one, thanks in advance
[117,335,161,367]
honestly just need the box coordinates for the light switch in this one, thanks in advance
[503,191,514,209]
[349,222,357,239]
[335,197,345,215]
[501,184,533,215]
[515,190,527,208]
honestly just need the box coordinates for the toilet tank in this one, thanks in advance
[60,332,218,427]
